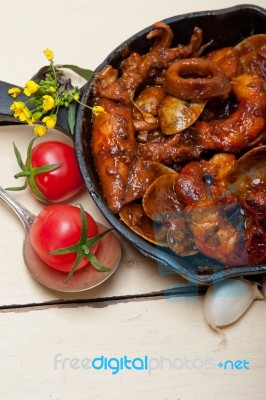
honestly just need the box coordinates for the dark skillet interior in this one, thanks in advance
[74,4,266,285]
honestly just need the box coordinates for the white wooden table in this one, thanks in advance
[0,1,266,399]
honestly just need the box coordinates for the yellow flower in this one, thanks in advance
[43,48,54,61]
[10,101,32,124]
[42,95,55,111]
[92,105,106,116]
[10,101,26,118]
[8,87,22,98]
[42,114,57,128]
[23,80,40,96]
[19,107,32,124]
[34,125,47,137]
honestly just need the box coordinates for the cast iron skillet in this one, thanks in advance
[1,4,266,285]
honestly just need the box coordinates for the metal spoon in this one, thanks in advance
[0,186,121,292]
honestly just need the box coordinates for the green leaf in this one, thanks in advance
[78,203,88,244]
[86,251,110,272]
[49,244,79,256]
[65,251,84,283]
[85,229,112,248]
[26,137,38,168]
[32,163,62,175]
[62,64,93,80]
[13,142,25,170]
[67,102,76,135]
[5,182,28,192]
[14,171,31,179]
[28,175,49,202]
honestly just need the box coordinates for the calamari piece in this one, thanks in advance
[159,96,206,134]
[94,23,204,103]
[122,23,203,95]
[93,65,131,106]
[142,173,180,221]
[119,203,169,246]
[92,98,136,213]
[235,34,266,79]
[138,128,204,164]
[165,58,231,100]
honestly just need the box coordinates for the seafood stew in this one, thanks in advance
[75,5,266,284]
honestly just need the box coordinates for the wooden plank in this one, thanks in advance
[0,296,265,399]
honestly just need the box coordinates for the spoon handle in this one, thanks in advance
[0,186,36,229]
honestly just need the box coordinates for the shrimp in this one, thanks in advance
[205,47,241,80]
[197,74,266,152]
[174,154,237,206]
[188,209,248,266]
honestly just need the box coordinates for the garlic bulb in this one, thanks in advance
[204,278,263,339]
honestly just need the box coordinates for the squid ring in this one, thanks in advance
[165,58,231,100]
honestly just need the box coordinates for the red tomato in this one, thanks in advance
[31,140,84,202]
[30,204,99,272]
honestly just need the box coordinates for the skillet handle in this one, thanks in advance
[0,80,72,138]
[0,81,21,125]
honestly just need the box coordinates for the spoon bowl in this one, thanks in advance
[0,186,121,292]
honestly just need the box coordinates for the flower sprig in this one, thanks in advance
[8,49,105,136]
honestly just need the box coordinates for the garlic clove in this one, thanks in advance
[204,278,263,332]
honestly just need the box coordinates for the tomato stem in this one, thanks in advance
[5,137,62,202]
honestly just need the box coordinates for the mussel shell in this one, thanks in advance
[142,173,180,222]
[235,34,266,79]
[226,145,266,194]
[124,159,178,204]
[235,34,266,54]
[159,96,206,135]
[119,203,169,246]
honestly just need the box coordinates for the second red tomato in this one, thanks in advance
[31,140,84,202]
